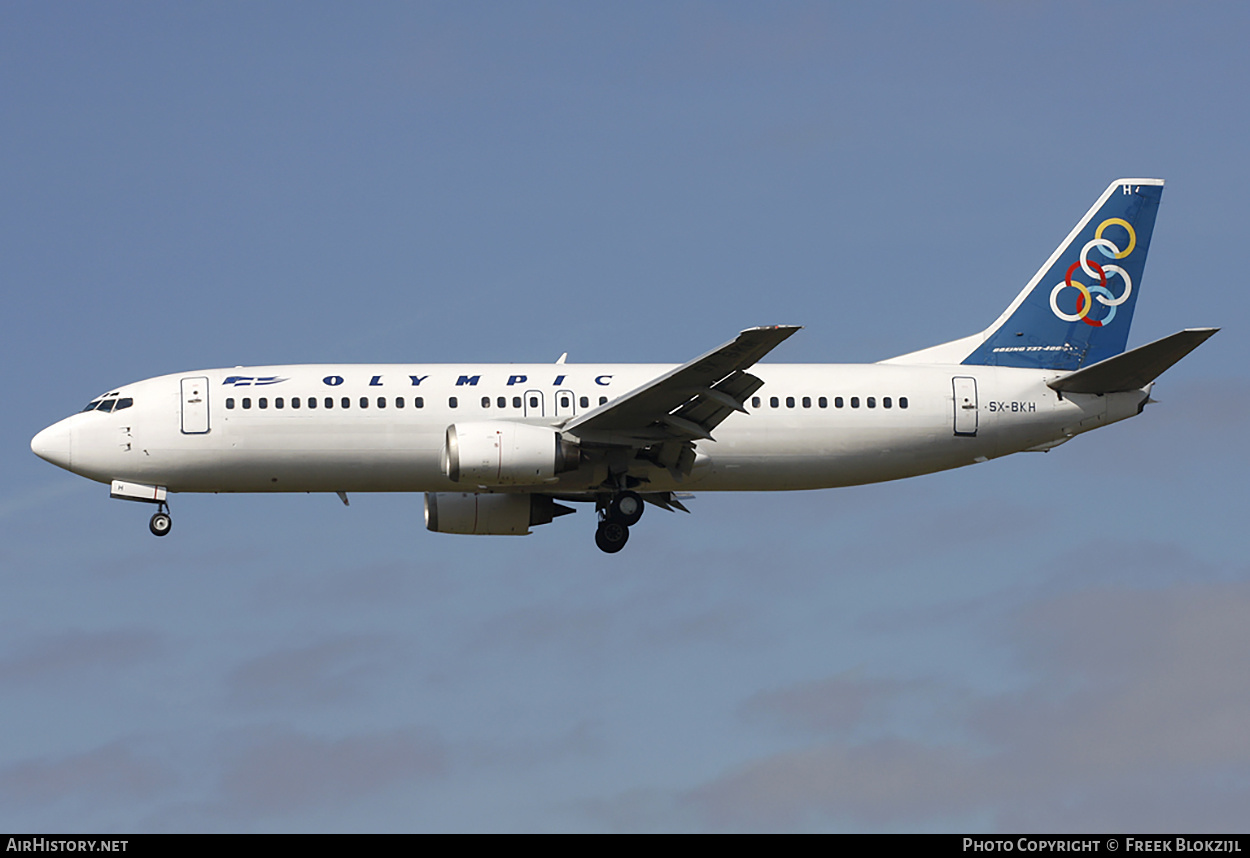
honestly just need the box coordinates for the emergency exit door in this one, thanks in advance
[555,389,577,417]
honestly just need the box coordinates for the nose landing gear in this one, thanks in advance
[594,490,643,553]
[110,481,173,538]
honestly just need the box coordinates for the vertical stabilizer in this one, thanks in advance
[959,179,1163,370]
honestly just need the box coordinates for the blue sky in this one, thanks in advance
[3,1,1248,832]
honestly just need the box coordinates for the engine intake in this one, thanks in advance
[442,421,580,487]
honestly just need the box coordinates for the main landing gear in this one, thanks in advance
[148,503,172,537]
[594,490,643,554]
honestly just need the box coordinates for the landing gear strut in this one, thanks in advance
[594,491,644,553]
[149,503,172,537]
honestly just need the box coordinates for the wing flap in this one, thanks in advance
[667,370,766,437]
[564,326,799,442]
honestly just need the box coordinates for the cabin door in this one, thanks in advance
[181,377,211,434]
[952,376,978,437]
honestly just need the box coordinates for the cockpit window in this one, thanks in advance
[82,396,134,414]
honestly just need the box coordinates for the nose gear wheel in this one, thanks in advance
[149,511,172,537]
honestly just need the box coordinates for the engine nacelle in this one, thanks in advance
[442,421,579,487]
[424,492,574,536]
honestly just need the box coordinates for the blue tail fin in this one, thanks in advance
[962,179,1163,370]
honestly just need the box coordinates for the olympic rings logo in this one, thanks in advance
[1048,217,1137,327]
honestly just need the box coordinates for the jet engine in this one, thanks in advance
[441,421,580,487]
[424,492,574,535]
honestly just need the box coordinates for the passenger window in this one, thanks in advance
[513,397,522,408]
[850,397,859,408]
[529,397,538,408]
[343,397,351,409]
[308,397,317,409]
[900,397,909,409]
[883,397,892,408]
[867,397,876,408]
[560,395,570,408]
[259,398,268,409]
[599,396,607,405]
[226,398,235,410]
[242,398,252,410]
[770,396,779,408]
[752,396,761,409]
[396,397,405,408]
[818,397,827,408]
[415,397,424,408]
[376,396,385,409]
[357,397,366,409]
[449,397,458,408]
[802,396,811,408]
[325,397,333,409]
[482,397,490,408]
[275,397,284,409]
[291,397,300,410]
[835,396,844,408]
[580,396,589,408]
[498,397,507,408]
[786,396,795,408]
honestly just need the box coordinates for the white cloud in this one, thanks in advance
[214,725,448,821]
[0,629,164,685]
[0,741,173,817]
[226,635,398,708]
[596,576,1250,831]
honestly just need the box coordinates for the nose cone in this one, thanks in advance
[31,421,73,470]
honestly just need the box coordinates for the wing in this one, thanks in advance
[562,325,801,482]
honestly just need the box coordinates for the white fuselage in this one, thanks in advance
[37,362,1148,496]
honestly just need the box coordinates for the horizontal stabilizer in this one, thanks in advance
[1047,328,1218,394]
